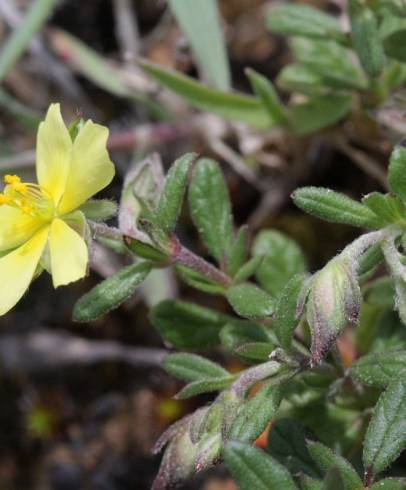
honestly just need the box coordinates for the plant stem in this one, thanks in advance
[171,237,232,287]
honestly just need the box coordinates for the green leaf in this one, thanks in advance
[156,153,196,232]
[300,476,323,490]
[364,277,395,308]
[362,192,405,225]
[139,60,272,129]
[307,441,363,490]
[176,264,226,294]
[175,376,234,399]
[229,384,282,442]
[125,237,168,263]
[292,187,383,229]
[349,1,385,77]
[151,299,229,348]
[228,225,249,277]
[0,0,57,83]
[235,342,275,361]
[246,68,288,124]
[357,243,384,277]
[168,0,230,90]
[253,230,307,297]
[224,441,299,490]
[273,274,306,349]
[322,468,345,490]
[291,38,367,91]
[79,199,118,221]
[163,353,229,382]
[289,95,352,135]
[220,321,272,352]
[189,158,233,264]
[73,262,152,322]
[277,64,329,96]
[268,418,321,479]
[233,255,263,283]
[371,479,406,490]
[369,311,406,353]
[388,143,406,201]
[266,4,345,43]
[49,30,166,119]
[363,378,406,474]
[226,283,274,319]
[380,15,406,63]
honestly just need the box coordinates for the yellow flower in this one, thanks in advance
[0,103,115,315]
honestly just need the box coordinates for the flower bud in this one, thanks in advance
[306,258,361,366]
[152,414,198,490]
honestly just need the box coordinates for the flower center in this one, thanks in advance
[0,174,54,219]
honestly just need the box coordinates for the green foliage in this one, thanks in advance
[163,353,229,382]
[351,350,406,388]
[224,441,299,490]
[79,199,118,221]
[155,153,196,232]
[266,4,345,43]
[273,273,307,349]
[307,441,363,490]
[73,262,152,322]
[363,378,406,474]
[139,60,272,129]
[167,0,230,90]
[388,143,406,201]
[348,0,385,77]
[229,384,282,442]
[226,283,274,319]
[253,230,307,297]
[68,85,406,488]
[246,68,288,125]
[289,95,352,135]
[151,299,229,348]
[189,158,233,264]
[292,187,383,229]
[267,418,321,478]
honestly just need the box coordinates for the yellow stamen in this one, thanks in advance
[21,205,33,215]
[1,174,54,219]
[4,174,21,185]
[13,182,28,194]
[0,194,11,205]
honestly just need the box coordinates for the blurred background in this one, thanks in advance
[0,0,394,488]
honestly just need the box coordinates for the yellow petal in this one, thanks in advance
[0,227,49,315]
[36,103,72,205]
[0,205,44,252]
[58,120,114,215]
[49,218,88,287]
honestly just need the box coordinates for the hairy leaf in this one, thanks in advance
[73,262,152,322]
[229,384,282,442]
[151,299,229,348]
[292,187,383,229]
[156,153,196,232]
[351,350,406,388]
[307,441,363,490]
[164,353,229,382]
[363,378,406,474]
[189,158,233,264]
[226,283,274,319]
[268,418,321,479]
[274,273,307,349]
[224,441,299,490]
[253,230,307,297]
